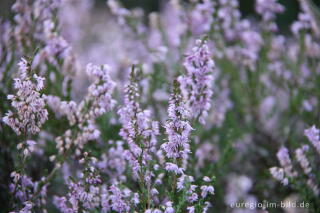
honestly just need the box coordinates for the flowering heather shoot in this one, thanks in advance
[1,0,320,212]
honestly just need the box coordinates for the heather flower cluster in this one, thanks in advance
[1,0,320,212]
[162,80,192,171]
[179,40,215,125]
[270,125,320,197]
[52,63,116,157]
[118,67,159,177]
[3,58,48,136]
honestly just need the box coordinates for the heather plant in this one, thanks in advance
[270,125,320,210]
[1,0,320,212]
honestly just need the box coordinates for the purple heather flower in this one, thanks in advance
[179,39,214,124]
[52,63,116,154]
[162,0,187,47]
[295,145,311,174]
[53,197,73,213]
[188,192,198,203]
[162,80,192,169]
[108,185,131,212]
[276,147,296,178]
[177,175,187,191]
[217,0,241,41]
[97,141,127,183]
[297,0,320,36]
[81,63,116,121]
[164,201,174,213]
[237,26,263,69]
[189,0,214,36]
[11,0,61,55]
[3,58,48,135]
[255,0,284,31]
[203,176,211,182]
[291,12,313,36]
[165,163,184,175]
[11,201,34,213]
[210,78,233,126]
[19,140,37,157]
[186,183,199,203]
[200,185,215,198]
[304,125,320,154]
[54,173,101,213]
[118,67,159,176]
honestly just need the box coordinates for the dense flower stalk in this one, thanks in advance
[162,80,192,172]
[79,63,117,122]
[179,39,214,124]
[51,63,116,154]
[3,58,48,135]
[54,154,102,212]
[11,0,61,54]
[10,172,48,212]
[118,67,159,177]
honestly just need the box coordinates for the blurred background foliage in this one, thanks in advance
[1,0,319,32]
